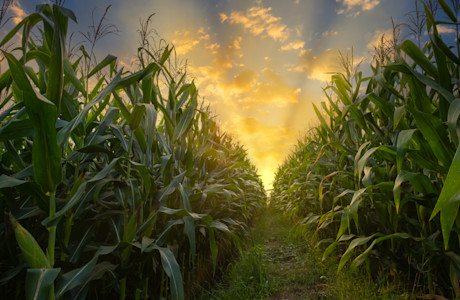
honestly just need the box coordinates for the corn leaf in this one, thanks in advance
[25,268,60,300]
[4,51,62,193]
[154,246,184,300]
[431,144,460,249]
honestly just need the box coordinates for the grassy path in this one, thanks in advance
[197,207,399,300]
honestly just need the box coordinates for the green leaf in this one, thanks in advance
[354,142,371,177]
[348,188,366,230]
[322,241,338,261]
[338,234,377,272]
[401,40,438,79]
[438,0,457,22]
[313,103,333,135]
[88,157,123,183]
[396,129,416,172]
[155,219,184,247]
[0,14,41,48]
[394,105,405,130]
[348,233,410,273]
[25,268,60,300]
[357,147,379,181]
[41,182,88,228]
[154,246,184,300]
[409,107,453,168]
[87,54,117,78]
[431,144,460,249]
[0,175,28,189]
[386,63,455,104]
[55,256,98,298]
[55,5,77,23]
[45,5,67,115]
[174,91,197,141]
[129,104,146,131]
[393,171,436,213]
[85,107,119,145]
[448,99,460,146]
[64,59,85,94]
[57,70,122,146]
[158,171,186,204]
[4,51,62,193]
[114,62,160,90]
[429,29,460,65]
[367,93,394,120]
[131,161,152,195]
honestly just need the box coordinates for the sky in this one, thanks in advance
[4,0,456,190]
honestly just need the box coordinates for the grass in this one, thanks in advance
[197,207,401,299]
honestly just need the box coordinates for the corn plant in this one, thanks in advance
[0,4,265,299]
[271,0,460,297]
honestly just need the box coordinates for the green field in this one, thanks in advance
[1,1,460,299]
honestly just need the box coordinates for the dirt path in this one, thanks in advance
[256,209,329,300]
[198,208,386,299]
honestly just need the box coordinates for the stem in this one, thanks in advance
[48,191,57,300]
[48,191,56,267]
[61,212,74,262]
[120,277,126,300]
[126,132,135,210]
[456,24,459,96]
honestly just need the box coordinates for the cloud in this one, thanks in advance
[336,0,380,15]
[291,48,340,82]
[223,69,259,92]
[171,27,210,55]
[240,68,301,107]
[294,25,303,38]
[187,37,247,104]
[280,40,305,51]
[367,28,393,50]
[437,25,455,34]
[212,37,244,69]
[118,56,137,70]
[220,5,290,42]
[321,30,338,38]
[10,2,27,25]
[206,43,220,54]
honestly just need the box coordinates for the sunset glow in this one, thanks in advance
[5,0,424,189]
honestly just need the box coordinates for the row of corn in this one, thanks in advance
[271,1,460,298]
[0,5,265,299]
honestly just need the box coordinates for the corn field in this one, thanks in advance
[271,1,460,298]
[0,5,265,299]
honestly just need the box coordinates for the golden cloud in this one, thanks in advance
[239,68,301,107]
[224,69,259,92]
[337,0,380,15]
[187,37,247,105]
[206,43,221,55]
[280,40,305,51]
[321,30,339,38]
[199,37,243,71]
[11,2,27,25]
[437,25,455,34]
[171,27,210,55]
[292,48,340,82]
[367,28,393,50]
[220,5,289,42]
